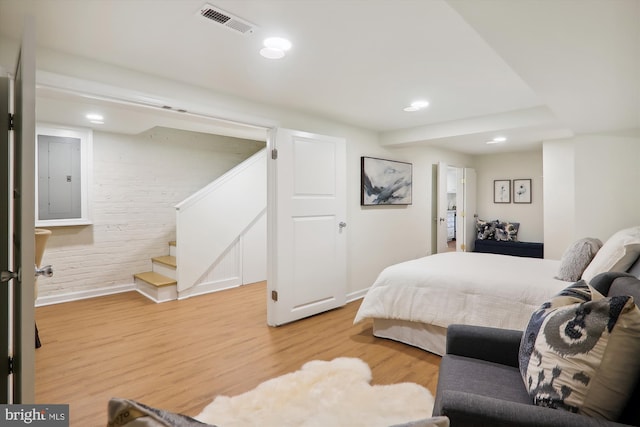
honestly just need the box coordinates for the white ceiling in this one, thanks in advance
[0,0,638,154]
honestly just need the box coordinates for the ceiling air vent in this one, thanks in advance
[197,4,257,35]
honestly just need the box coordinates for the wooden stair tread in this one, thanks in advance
[152,255,176,268]
[134,271,177,287]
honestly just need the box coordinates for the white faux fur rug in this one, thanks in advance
[196,357,435,427]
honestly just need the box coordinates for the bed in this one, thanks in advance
[354,227,640,356]
[353,252,571,355]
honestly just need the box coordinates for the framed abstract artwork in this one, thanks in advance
[513,179,532,203]
[494,179,511,203]
[361,156,412,205]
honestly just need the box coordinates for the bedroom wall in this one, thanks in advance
[473,149,544,243]
[2,42,425,299]
[542,139,575,259]
[348,144,473,296]
[543,132,640,258]
[36,127,264,302]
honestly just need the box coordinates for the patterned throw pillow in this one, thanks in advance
[495,221,520,241]
[107,398,216,427]
[476,219,498,240]
[519,281,640,420]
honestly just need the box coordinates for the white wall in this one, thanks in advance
[543,139,575,259]
[544,133,640,257]
[473,150,544,243]
[36,127,264,302]
[343,138,474,295]
[5,46,484,299]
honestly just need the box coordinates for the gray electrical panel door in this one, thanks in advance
[37,135,81,220]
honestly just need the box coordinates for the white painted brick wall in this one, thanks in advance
[36,126,264,302]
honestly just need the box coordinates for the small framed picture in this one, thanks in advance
[494,180,511,203]
[513,179,532,204]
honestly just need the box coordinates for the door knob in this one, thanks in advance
[339,222,347,230]
[35,265,53,278]
[1,270,18,283]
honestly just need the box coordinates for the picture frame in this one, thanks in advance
[361,156,412,205]
[513,179,532,204]
[493,179,511,203]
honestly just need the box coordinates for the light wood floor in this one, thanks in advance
[35,282,441,426]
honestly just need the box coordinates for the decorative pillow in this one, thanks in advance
[555,237,603,281]
[107,398,217,427]
[519,281,640,420]
[581,226,640,283]
[494,221,519,242]
[476,219,498,240]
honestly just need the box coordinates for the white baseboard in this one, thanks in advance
[346,287,369,303]
[35,282,136,307]
[36,282,369,307]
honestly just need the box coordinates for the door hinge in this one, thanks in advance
[8,113,14,130]
[271,290,278,302]
[271,148,278,160]
[461,244,466,251]
[7,357,14,374]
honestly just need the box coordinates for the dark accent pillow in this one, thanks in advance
[494,221,520,241]
[107,398,217,427]
[476,218,498,240]
[519,281,640,420]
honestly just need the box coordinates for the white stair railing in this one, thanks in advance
[175,148,266,295]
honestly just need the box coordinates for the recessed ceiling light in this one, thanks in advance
[260,37,292,59]
[86,113,103,121]
[486,137,507,144]
[403,100,429,112]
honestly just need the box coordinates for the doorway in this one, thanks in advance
[434,162,476,254]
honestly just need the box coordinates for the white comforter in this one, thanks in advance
[354,252,570,331]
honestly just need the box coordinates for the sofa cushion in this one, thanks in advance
[519,281,640,420]
[582,226,640,283]
[555,237,602,281]
[436,355,531,411]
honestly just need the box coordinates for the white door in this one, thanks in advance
[435,162,449,253]
[1,17,36,403]
[456,168,477,252]
[267,128,347,326]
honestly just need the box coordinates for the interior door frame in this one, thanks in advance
[1,71,11,404]
[12,16,37,404]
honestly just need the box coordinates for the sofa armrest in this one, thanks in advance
[436,390,629,427]
[446,324,522,368]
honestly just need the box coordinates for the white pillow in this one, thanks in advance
[582,226,640,282]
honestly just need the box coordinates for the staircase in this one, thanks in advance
[134,241,178,302]
[132,148,267,303]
